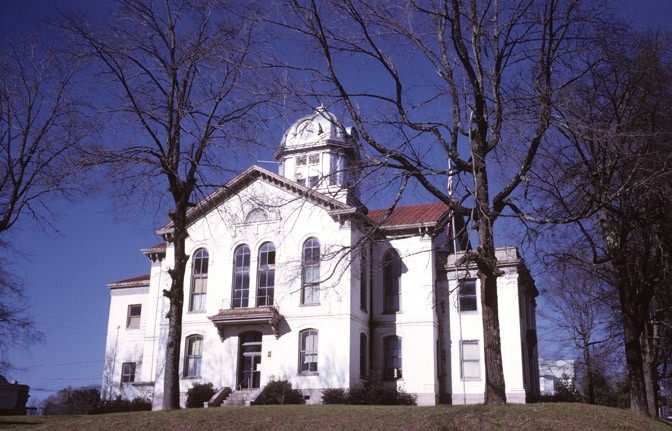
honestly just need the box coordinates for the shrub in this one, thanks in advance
[93,396,152,414]
[253,376,305,405]
[321,388,347,404]
[186,382,217,408]
[322,372,417,406]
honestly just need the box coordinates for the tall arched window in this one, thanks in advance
[301,238,320,305]
[383,335,402,379]
[383,249,402,313]
[299,329,318,374]
[257,242,276,306]
[189,248,209,312]
[233,245,251,308]
[184,335,203,378]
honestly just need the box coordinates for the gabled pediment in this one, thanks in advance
[156,165,357,237]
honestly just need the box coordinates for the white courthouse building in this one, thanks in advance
[101,107,540,408]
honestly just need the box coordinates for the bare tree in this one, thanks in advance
[0,40,86,371]
[533,31,672,415]
[279,0,595,404]
[66,0,264,409]
[540,258,620,404]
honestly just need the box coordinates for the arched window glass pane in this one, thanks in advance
[184,335,203,377]
[299,329,318,373]
[257,242,276,306]
[301,238,320,304]
[189,249,209,312]
[233,245,250,308]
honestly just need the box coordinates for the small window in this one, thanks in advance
[383,336,402,379]
[383,249,402,313]
[461,340,481,380]
[126,305,141,329]
[301,238,320,305]
[233,245,251,308]
[296,155,307,166]
[308,154,320,165]
[184,335,203,378]
[189,249,209,312]
[121,362,136,383]
[359,333,368,378]
[459,280,477,312]
[299,329,318,374]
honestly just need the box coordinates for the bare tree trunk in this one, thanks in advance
[582,335,595,404]
[620,282,649,415]
[641,325,658,416]
[474,151,506,404]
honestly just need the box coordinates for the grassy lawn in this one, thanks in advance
[1,403,670,431]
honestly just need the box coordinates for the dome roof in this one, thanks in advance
[279,106,356,151]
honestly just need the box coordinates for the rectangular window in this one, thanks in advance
[121,362,136,383]
[126,305,141,328]
[459,280,477,312]
[296,155,307,166]
[359,333,368,378]
[308,175,319,188]
[384,336,402,379]
[360,254,367,311]
[461,340,481,380]
[308,154,320,165]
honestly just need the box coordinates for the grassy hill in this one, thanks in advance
[1,403,669,431]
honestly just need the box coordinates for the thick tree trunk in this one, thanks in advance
[641,325,658,416]
[162,207,189,410]
[473,146,506,404]
[620,290,649,416]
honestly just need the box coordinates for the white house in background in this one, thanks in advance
[539,359,575,395]
[101,107,540,408]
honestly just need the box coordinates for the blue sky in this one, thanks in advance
[2,0,672,405]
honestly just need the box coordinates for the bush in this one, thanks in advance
[322,372,416,406]
[253,376,305,405]
[93,396,152,414]
[186,382,217,408]
[321,388,347,404]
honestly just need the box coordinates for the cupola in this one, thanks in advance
[275,106,361,204]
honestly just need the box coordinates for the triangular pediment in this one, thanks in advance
[157,165,357,236]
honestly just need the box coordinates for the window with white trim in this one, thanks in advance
[459,279,477,312]
[301,238,320,305]
[256,242,276,306]
[126,304,141,329]
[460,340,481,380]
[121,362,136,383]
[184,335,203,378]
[233,245,251,308]
[299,329,318,374]
[189,248,209,312]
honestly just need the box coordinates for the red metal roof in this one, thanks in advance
[368,202,448,227]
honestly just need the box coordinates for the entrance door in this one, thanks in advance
[238,332,262,389]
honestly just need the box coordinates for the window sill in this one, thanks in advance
[187,310,207,314]
[297,372,319,377]
[182,376,201,380]
[126,326,140,330]
[381,310,402,315]
[300,303,320,307]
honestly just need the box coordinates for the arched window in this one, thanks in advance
[257,242,276,306]
[383,335,402,379]
[184,335,203,378]
[383,249,402,313]
[189,248,209,312]
[233,245,251,308]
[299,329,318,374]
[245,208,267,223]
[301,238,320,305]
[360,333,368,378]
